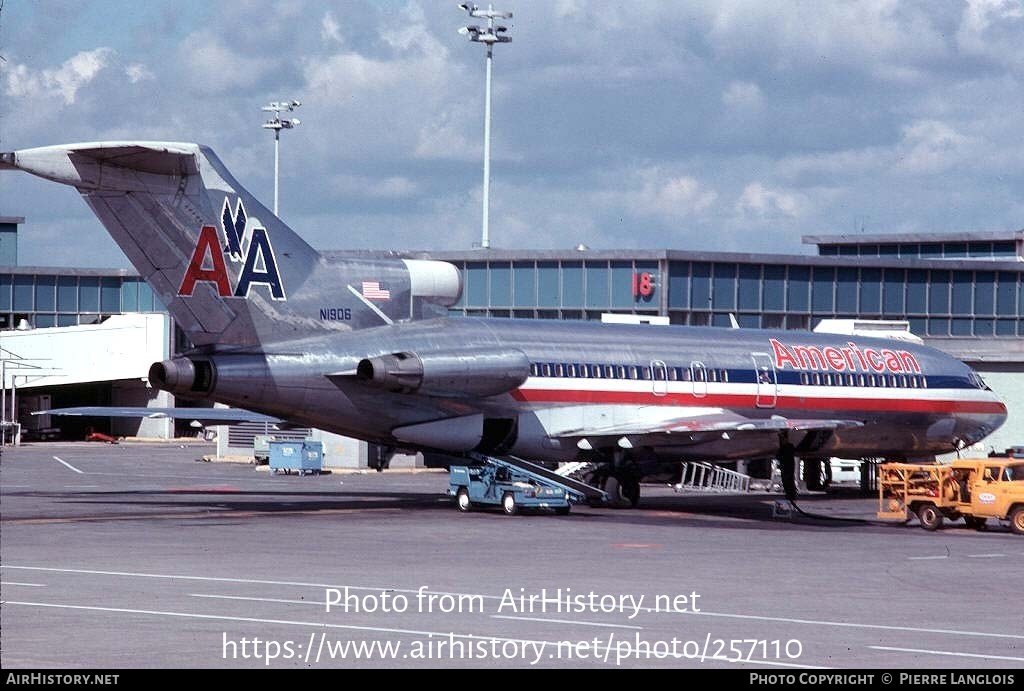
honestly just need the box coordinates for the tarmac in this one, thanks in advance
[1,441,1021,670]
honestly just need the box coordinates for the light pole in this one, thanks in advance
[261,100,302,216]
[459,3,512,250]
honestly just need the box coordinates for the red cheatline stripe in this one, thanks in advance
[510,389,1006,415]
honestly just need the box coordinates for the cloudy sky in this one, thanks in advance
[1,0,1023,268]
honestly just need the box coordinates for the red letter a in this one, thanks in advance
[178,226,231,297]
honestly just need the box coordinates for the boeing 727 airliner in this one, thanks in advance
[1,142,1007,505]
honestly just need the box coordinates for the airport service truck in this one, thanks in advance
[877,459,1024,534]
[448,459,576,515]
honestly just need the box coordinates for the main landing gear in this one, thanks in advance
[601,473,641,508]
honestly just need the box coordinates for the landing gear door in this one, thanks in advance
[752,352,777,408]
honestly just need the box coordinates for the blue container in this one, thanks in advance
[269,440,323,475]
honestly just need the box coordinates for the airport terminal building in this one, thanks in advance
[2,215,1022,458]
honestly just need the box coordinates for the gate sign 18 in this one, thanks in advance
[633,271,655,300]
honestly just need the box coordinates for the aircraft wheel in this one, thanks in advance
[555,504,571,516]
[603,476,632,509]
[502,492,518,516]
[1010,507,1024,535]
[623,477,641,508]
[918,503,944,531]
[803,458,830,491]
[456,488,472,513]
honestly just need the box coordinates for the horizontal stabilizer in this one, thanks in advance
[36,406,281,425]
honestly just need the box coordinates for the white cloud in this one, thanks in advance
[956,0,1024,71]
[894,120,974,173]
[125,63,155,84]
[414,103,483,160]
[330,174,419,198]
[177,30,275,92]
[777,147,888,178]
[617,168,718,219]
[722,81,763,110]
[736,182,806,218]
[321,11,344,45]
[4,48,115,105]
[378,4,449,57]
[705,1,947,79]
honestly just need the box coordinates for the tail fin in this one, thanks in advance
[1,142,460,348]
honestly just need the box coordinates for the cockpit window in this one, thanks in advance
[968,370,990,390]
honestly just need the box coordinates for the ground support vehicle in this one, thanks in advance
[877,459,1024,533]
[448,454,604,515]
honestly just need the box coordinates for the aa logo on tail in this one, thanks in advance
[178,199,286,300]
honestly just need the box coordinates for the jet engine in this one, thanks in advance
[356,349,530,398]
[148,354,271,402]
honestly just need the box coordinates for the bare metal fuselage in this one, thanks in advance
[3,141,1007,479]
[169,317,1006,464]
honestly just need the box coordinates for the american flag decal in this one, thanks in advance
[361,281,391,300]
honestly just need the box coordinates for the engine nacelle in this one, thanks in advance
[357,348,530,398]
[149,358,214,397]
[148,354,271,402]
[403,259,462,307]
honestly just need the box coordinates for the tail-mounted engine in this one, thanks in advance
[356,349,530,398]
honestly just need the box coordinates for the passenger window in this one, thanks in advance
[555,364,564,377]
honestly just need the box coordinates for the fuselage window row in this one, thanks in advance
[528,362,935,390]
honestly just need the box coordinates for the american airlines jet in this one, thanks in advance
[1,143,1007,506]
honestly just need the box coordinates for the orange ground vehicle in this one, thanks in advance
[877,459,1024,534]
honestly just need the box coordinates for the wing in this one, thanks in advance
[549,407,862,449]
[36,407,282,425]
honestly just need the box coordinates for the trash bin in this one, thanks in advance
[253,435,273,465]
[269,439,323,476]
[301,441,323,475]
